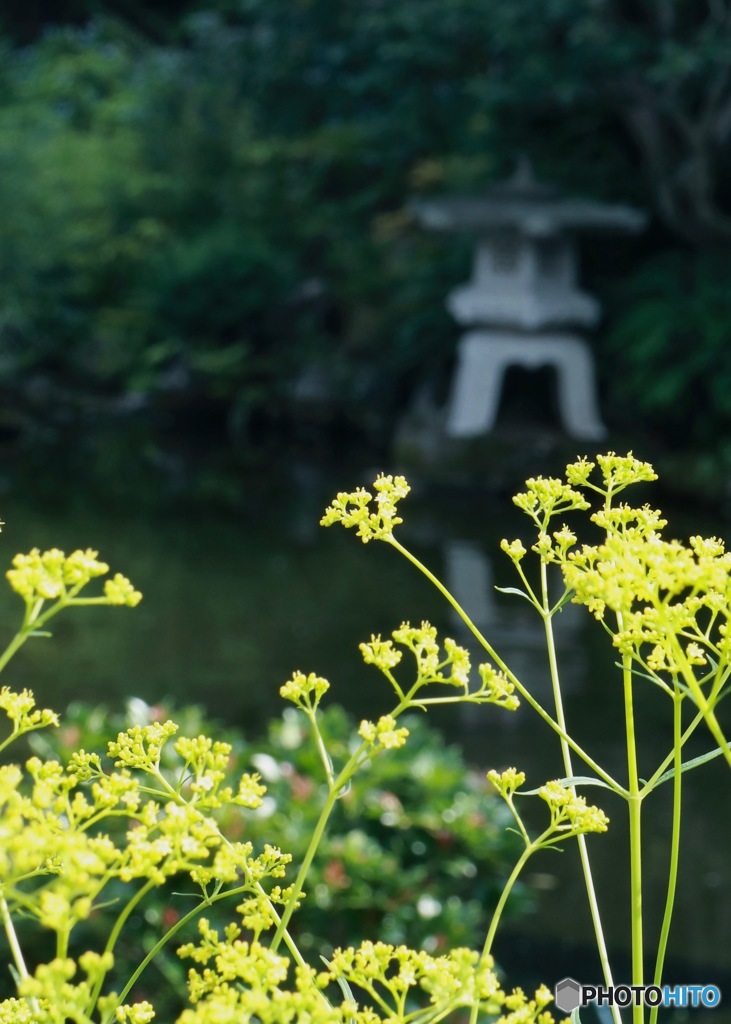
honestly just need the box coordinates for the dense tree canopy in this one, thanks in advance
[1,0,731,457]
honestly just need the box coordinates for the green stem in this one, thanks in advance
[0,731,21,757]
[698,704,731,768]
[146,766,307,971]
[0,629,32,676]
[669,639,731,769]
[416,999,464,1024]
[0,593,95,681]
[104,878,314,1023]
[87,879,156,1013]
[56,925,70,960]
[307,709,335,788]
[103,897,217,1023]
[480,845,534,963]
[541,568,621,1024]
[642,707,706,794]
[468,844,535,1024]
[387,538,625,793]
[270,742,369,953]
[623,652,644,1024]
[0,893,40,1015]
[649,693,683,1024]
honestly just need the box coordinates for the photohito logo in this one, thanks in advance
[555,979,722,1014]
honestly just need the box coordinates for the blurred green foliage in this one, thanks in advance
[0,21,322,432]
[24,698,527,1020]
[0,12,494,438]
[1,1,731,454]
[607,250,731,453]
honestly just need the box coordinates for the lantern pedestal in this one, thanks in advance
[447,332,606,441]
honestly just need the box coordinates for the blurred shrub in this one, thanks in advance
[606,249,731,454]
[1,2,729,457]
[0,21,321,432]
[25,697,528,1019]
[0,10,499,438]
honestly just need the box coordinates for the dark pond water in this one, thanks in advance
[1,445,729,1015]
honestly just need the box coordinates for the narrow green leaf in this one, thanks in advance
[550,589,575,614]
[494,586,534,604]
[520,776,614,795]
[320,956,357,1006]
[650,746,725,788]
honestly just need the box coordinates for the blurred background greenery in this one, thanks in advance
[1,1,731,479]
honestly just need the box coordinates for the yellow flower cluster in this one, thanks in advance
[358,714,409,750]
[321,943,554,1024]
[512,476,589,526]
[7,548,107,600]
[236,884,300,938]
[177,922,341,1024]
[280,671,331,711]
[6,548,141,607]
[497,452,731,739]
[359,634,403,671]
[173,734,266,810]
[104,573,143,607]
[538,780,610,838]
[320,474,410,543]
[488,769,608,848]
[500,538,527,563]
[5,953,152,1024]
[487,767,526,798]
[357,622,519,713]
[477,663,520,710]
[391,620,443,677]
[174,928,558,1024]
[108,721,180,772]
[116,1003,156,1023]
[362,621,466,688]
[0,686,302,1024]
[0,686,58,740]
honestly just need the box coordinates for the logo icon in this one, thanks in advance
[555,978,582,1014]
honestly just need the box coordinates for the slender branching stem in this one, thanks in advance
[649,692,683,1024]
[0,893,40,1014]
[87,878,157,1013]
[541,561,621,1024]
[307,709,336,788]
[270,739,371,953]
[468,844,535,1024]
[622,649,644,1024]
[387,537,626,794]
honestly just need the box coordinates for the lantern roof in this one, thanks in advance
[411,159,647,238]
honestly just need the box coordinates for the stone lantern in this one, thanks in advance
[411,161,646,440]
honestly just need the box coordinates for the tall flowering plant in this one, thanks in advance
[0,452,721,1023]
[0,545,567,1023]
[322,454,731,1024]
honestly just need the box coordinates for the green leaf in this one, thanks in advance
[551,588,575,614]
[648,746,725,789]
[336,778,352,799]
[520,776,615,795]
[320,956,356,1007]
[494,586,535,605]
